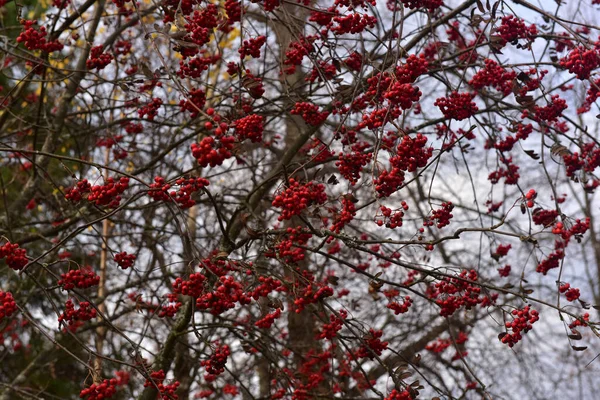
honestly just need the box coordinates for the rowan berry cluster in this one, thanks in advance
[239,36,266,58]
[434,92,478,121]
[138,98,163,121]
[330,195,357,232]
[355,329,388,359]
[143,370,180,400]
[500,306,539,347]
[424,202,454,228]
[387,296,413,314]
[384,389,413,400]
[268,226,313,263]
[255,308,281,328]
[532,209,558,226]
[563,142,600,178]
[469,59,517,97]
[559,283,580,302]
[383,82,422,110]
[559,46,600,80]
[234,114,264,142]
[569,313,589,333]
[344,51,363,71]
[400,0,442,11]
[316,310,347,340]
[86,45,113,70]
[283,37,315,74]
[331,13,377,35]
[377,203,408,229]
[531,95,567,122]
[179,88,206,118]
[496,15,538,47]
[429,270,483,317]
[191,135,235,168]
[58,300,96,331]
[16,20,63,53]
[0,241,28,270]
[80,372,129,400]
[79,177,130,208]
[373,168,405,198]
[426,337,452,353]
[201,344,230,381]
[536,249,564,275]
[224,0,241,22]
[488,158,520,185]
[551,218,590,243]
[493,244,511,259]
[498,264,511,277]
[0,291,17,321]
[114,252,136,269]
[148,176,210,209]
[272,179,327,221]
[290,102,330,126]
[336,142,372,185]
[58,268,100,290]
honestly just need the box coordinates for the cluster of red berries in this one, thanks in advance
[493,243,512,259]
[16,20,63,53]
[531,95,567,122]
[559,46,600,80]
[179,88,206,118]
[536,248,564,275]
[239,36,266,58]
[373,168,405,198]
[272,178,327,221]
[330,194,357,232]
[498,264,511,277]
[177,54,219,78]
[191,135,235,167]
[559,283,580,302]
[551,218,590,243]
[383,82,422,110]
[316,310,347,340]
[344,51,363,71]
[0,291,17,321]
[114,252,136,269]
[234,114,264,143]
[290,102,330,126]
[283,37,315,74]
[500,306,539,347]
[0,241,28,270]
[58,268,100,290]
[148,176,210,209]
[144,370,180,400]
[387,296,413,315]
[469,59,517,97]
[331,13,377,35]
[496,15,537,47]
[201,344,230,381]
[400,0,442,11]
[563,142,600,178]
[532,209,558,226]
[268,226,312,263]
[138,98,163,121]
[224,0,241,23]
[113,40,132,56]
[377,203,408,229]
[569,313,589,333]
[424,202,454,229]
[434,92,478,121]
[488,157,520,185]
[293,284,334,313]
[83,177,130,208]
[425,337,452,353]
[429,270,484,317]
[59,300,96,331]
[336,142,372,185]
[86,45,113,70]
[255,308,281,328]
[355,329,388,359]
[80,372,129,400]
